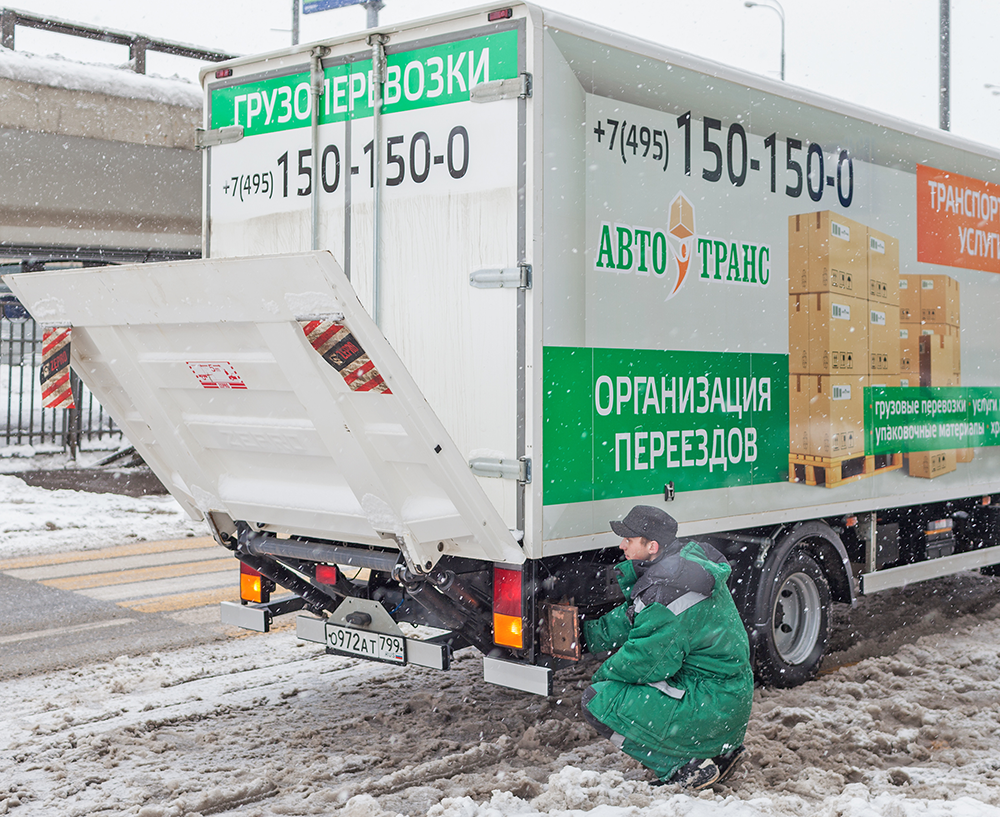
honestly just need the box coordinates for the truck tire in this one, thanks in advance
[755,549,831,688]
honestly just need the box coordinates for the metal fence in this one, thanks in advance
[1,306,122,455]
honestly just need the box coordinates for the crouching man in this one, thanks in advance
[580,505,754,790]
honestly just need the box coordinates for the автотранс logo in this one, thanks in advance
[595,193,772,298]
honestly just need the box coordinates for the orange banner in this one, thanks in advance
[917,164,1000,274]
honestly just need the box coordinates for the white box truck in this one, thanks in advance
[8,3,1000,694]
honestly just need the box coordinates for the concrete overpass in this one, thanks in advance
[0,14,233,265]
[0,13,235,452]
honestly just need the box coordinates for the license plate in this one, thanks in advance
[325,623,406,665]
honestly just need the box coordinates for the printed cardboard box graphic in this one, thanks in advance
[920,324,961,375]
[919,334,959,388]
[900,273,962,389]
[867,228,900,306]
[899,327,919,374]
[919,275,961,326]
[906,449,958,479]
[669,194,695,239]
[898,277,921,322]
[788,293,868,375]
[788,212,908,486]
[788,216,973,485]
[789,374,868,459]
[868,303,901,376]
[788,211,869,298]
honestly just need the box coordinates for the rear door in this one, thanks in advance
[202,16,527,535]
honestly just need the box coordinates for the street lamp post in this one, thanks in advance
[939,0,950,131]
[744,0,785,81]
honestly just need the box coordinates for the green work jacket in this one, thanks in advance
[582,539,753,759]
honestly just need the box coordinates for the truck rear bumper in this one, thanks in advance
[220,597,308,633]
[296,614,451,670]
[296,614,554,695]
[483,656,552,696]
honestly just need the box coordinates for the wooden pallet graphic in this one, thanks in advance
[789,452,903,488]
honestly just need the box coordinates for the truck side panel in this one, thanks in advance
[537,18,1000,555]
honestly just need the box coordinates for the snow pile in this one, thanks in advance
[0,473,207,557]
[0,47,201,107]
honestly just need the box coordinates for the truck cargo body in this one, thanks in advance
[7,4,1000,692]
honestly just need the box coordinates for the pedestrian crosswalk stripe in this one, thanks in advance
[0,536,246,618]
[0,537,300,622]
[41,558,232,591]
[77,569,236,603]
[0,618,136,645]
[6,547,227,582]
[0,536,217,571]
[124,587,238,614]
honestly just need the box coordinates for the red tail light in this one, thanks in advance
[315,564,338,585]
[493,566,523,649]
[240,562,270,604]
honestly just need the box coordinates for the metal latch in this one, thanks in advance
[470,262,531,289]
[470,72,532,103]
[195,125,244,149]
[469,456,531,483]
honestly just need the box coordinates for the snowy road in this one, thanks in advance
[3,573,1000,816]
[2,473,1000,816]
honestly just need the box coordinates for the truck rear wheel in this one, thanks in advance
[755,549,831,687]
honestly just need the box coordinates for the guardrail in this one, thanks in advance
[0,7,238,74]
[1,304,121,456]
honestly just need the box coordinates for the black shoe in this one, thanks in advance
[712,745,746,786]
[667,757,721,791]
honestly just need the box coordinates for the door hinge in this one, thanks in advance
[470,262,531,290]
[195,125,244,149]
[469,456,531,483]
[470,72,532,103]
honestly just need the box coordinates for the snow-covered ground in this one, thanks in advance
[0,465,207,557]
[2,474,1000,816]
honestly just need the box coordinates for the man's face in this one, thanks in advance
[620,536,658,561]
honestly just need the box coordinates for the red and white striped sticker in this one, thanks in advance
[300,320,392,394]
[40,327,76,409]
[186,361,248,390]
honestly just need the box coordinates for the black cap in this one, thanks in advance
[610,505,678,547]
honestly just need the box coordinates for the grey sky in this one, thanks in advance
[9,1,1000,148]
